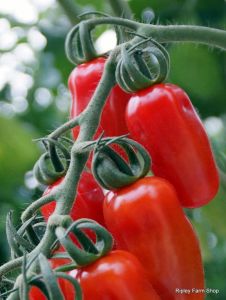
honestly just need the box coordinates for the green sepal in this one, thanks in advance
[65,21,98,65]
[33,153,64,185]
[29,272,82,300]
[38,254,64,300]
[18,215,41,248]
[56,272,82,300]
[116,38,170,92]
[6,211,35,259]
[33,138,70,185]
[29,278,50,299]
[92,137,151,190]
[55,218,113,267]
[19,251,29,300]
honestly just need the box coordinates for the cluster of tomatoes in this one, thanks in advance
[30,57,219,299]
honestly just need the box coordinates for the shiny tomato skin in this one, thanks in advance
[103,177,205,300]
[69,57,130,140]
[41,171,105,226]
[126,83,219,208]
[66,250,161,300]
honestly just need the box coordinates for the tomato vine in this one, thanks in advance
[0,0,225,298]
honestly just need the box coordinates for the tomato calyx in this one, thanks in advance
[65,21,99,65]
[92,136,151,190]
[116,37,170,92]
[55,218,113,267]
[33,138,71,185]
[28,254,82,300]
[6,212,44,258]
[28,218,113,300]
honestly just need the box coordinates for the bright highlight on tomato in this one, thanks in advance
[103,177,205,300]
[126,83,219,208]
[66,250,161,300]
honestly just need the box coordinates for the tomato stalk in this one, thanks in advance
[6,48,119,300]
[140,24,226,50]
[1,8,226,300]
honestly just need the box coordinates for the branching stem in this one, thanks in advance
[2,12,226,300]
[6,48,119,300]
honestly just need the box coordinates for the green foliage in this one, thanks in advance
[168,44,226,116]
[130,0,185,19]
[75,0,105,10]
[190,187,226,299]
[0,116,40,202]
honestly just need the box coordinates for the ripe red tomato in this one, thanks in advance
[103,177,205,300]
[126,83,219,208]
[41,171,105,226]
[69,57,130,140]
[66,250,161,300]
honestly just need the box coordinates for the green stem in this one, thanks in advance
[42,50,117,259]
[4,16,226,299]
[6,50,118,300]
[108,0,133,19]
[140,24,226,50]
[49,116,80,140]
[56,56,117,215]
[0,257,23,279]
[75,17,226,50]
[57,0,82,24]
[21,193,57,223]
[84,17,139,31]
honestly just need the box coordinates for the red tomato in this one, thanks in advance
[66,250,161,300]
[69,57,130,140]
[41,171,105,226]
[29,257,71,300]
[126,83,219,208]
[103,177,205,300]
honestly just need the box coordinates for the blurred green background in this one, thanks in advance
[0,0,225,298]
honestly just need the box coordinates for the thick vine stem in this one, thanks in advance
[76,17,139,32]
[66,17,226,50]
[4,14,226,300]
[6,49,119,300]
[139,24,226,50]
[55,53,118,215]
[49,20,226,140]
